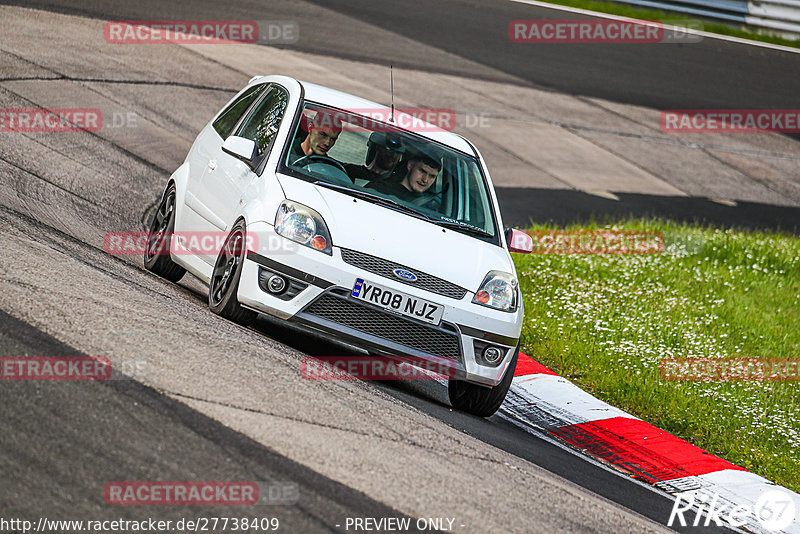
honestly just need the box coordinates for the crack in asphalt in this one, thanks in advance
[0,84,174,178]
[0,74,236,94]
[484,111,800,163]
[0,205,178,301]
[0,153,114,213]
[485,105,800,203]
[468,130,574,190]
[446,76,800,164]
[0,46,235,144]
[701,147,800,204]
[569,95,800,204]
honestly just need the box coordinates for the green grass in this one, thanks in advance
[514,219,800,491]
[534,0,800,49]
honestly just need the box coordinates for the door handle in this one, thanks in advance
[207,160,217,172]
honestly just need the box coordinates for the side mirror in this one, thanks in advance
[222,136,257,169]
[505,228,533,254]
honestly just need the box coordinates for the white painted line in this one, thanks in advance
[584,190,621,200]
[709,197,738,206]
[510,0,800,54]
[508,373,638,426]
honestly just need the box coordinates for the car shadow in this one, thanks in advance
[249,314,454,408]
[173,275,453,408]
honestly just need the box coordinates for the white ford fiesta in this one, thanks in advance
[144,74,533,416]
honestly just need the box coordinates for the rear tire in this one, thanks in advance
[143,184,186,283]
[208,220,257,326]
[448,344,518,417]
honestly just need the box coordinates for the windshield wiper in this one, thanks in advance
[435,219,494,238]
[313,181,433,221]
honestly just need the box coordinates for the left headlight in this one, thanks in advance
[472,271,518,312]
[274,200,332,255]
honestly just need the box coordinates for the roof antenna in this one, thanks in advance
[390,65,395,123]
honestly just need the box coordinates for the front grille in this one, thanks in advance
[303,289,462,362]
[340,248,468,300]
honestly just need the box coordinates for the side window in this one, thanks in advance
[212,84,267,139]
[236,86,290,157]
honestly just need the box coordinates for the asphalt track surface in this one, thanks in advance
[10,0,800,110]
[10,0,800,232]
[0,294,722,534]
[0,0,792,532]
[0,311,425,532]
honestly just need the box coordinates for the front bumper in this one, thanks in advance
[237,222,521,386]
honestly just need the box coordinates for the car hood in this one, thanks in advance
[276,175,515,293]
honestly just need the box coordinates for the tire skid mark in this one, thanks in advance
[0,153,110,213]
[0,205,176,301]
[447,77,800,163]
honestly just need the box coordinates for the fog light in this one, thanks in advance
[267,275,287,294]
[482,346,504,365]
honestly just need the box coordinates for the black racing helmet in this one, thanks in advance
[365,132,405,166]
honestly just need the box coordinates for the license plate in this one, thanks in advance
[351,278,443,325]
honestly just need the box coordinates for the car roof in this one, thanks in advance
[251,76,474,155]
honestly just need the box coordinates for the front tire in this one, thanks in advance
[144,184,186,283]
[209,220,257,326]
[448,345,518,417]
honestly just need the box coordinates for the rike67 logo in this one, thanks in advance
[668,489,796,531]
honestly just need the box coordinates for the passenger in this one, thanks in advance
[368,154,441,209]
[289,110,342,163]
[344,132,405,183]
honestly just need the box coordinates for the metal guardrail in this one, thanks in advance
[608,0,800,37]
[748,0,800,33]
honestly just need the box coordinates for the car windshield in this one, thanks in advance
[281,102,498,241]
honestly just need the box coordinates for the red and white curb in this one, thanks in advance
[502,353,800,533]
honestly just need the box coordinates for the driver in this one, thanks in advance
[343,132,405,183]
[290,110,343,163]
[367,154,441,209]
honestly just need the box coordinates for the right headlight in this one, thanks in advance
[274,200,332,255]
[472,271,518,312]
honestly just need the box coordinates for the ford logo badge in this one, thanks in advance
[393,268,418,282]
